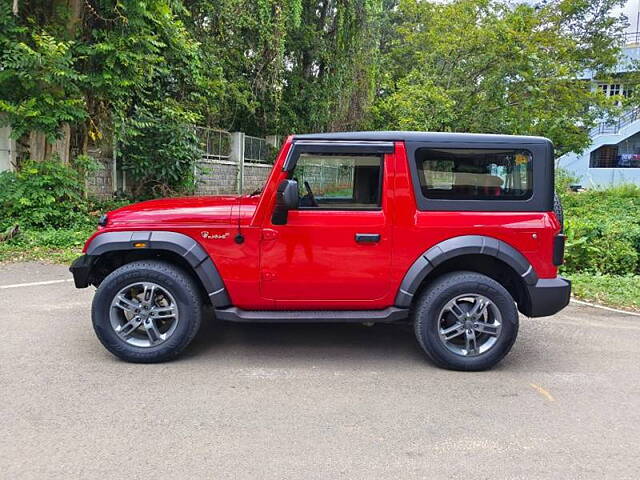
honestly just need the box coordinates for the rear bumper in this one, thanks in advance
[524,276,571,317]
[69,255,94,288]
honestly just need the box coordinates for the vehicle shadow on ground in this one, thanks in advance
[183,316,531,371]
[186,319,428,364]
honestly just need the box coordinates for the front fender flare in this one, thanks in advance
[394,235,538,308]
[84,230,230,307]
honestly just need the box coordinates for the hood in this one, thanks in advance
[106,195,258,226]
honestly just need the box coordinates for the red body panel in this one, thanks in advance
[86,138,560,310]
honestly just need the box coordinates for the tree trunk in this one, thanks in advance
[28,131,47,162]
[52,123,71,163]
[26,0,83,163]
[65,0,83,37]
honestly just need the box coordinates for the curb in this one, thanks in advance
[570,298,640,317]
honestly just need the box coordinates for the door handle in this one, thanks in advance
[355,233,381,243]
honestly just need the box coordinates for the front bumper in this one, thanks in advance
[69,255,94,288]
[524,276,571,317]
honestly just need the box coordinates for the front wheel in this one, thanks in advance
[92,260,203,363]
[413,271,519,371]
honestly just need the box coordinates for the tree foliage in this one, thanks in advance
[0,0,635,196]
[370,0,629,155]
[185,0,382,135]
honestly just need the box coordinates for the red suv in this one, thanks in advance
[70,132,569,370]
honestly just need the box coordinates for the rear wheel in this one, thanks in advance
[413,271,519,371]
[92,260,203,363]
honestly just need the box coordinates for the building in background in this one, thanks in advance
[557,23,640,187]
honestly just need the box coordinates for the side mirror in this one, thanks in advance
[272,179,299,225]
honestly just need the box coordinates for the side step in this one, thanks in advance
[214,307,409,323]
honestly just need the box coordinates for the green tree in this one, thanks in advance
[0,0,221,195]
[185,0,381,136]
[370,0,629,155]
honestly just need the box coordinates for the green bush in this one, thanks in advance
[119,101,203,199]
[561,183,640,276]
[0,160,91,230]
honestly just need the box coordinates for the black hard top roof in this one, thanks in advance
[293,131,550,144]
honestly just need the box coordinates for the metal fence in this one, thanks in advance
[195,127,231,160]
[192,128,277,195]
[244,134,271,163]
[589,107,640,137]
[624,31,640,45]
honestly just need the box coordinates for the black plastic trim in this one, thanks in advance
[69,254,94,288]
[284,140,393,171]
[394,235,538,308]
[355,233,381,243]
[80,230,231,307]
[553,234,566,266]
[406,140,554,212]
[523,276,571,317]
[214,307,409,323]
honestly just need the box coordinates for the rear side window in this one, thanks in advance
[415,148,532,200]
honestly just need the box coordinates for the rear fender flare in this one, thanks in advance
[394,235,537,308]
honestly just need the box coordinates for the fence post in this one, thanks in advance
[230,131,245,194]
[265,135,281,149]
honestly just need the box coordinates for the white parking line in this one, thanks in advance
[0,279,74,289]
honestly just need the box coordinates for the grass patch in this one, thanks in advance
[566,273,640,312]
[0,227,95,264]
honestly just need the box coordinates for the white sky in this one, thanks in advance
[621,0,640,31]
[514,0,640,31]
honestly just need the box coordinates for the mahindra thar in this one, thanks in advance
[70,132,570,370]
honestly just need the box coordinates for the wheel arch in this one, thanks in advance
[395,235,537,315]
[82,231,230,307]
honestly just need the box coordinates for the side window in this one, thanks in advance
[415,148,532,200]
[292,153,383,209]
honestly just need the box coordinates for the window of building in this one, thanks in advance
[415,148,532,200]
[597,83,631,98]
[590,144,640,168]
[291,153,382,209]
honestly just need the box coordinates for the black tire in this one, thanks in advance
[92,260,203,363]
[413,271,519,371]
[553,192,564,232]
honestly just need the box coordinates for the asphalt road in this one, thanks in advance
[1,262,639,479]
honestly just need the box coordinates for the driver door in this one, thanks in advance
[260,144,394,307]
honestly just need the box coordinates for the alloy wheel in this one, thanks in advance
[109,282,179,348]
[437,293,502,357]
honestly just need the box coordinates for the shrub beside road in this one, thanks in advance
[558,178,640,311]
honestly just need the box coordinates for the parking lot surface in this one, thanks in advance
[1,262,639,479]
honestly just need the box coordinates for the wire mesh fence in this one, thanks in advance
[244,134,271,163]
[195,127,232,160]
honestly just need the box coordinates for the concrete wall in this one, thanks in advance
[243,163,272,194]
[85,130,275,198]
[0,125,16,172]
[195,159,272,196]
[195,160,238,195]
[86,157,114,199]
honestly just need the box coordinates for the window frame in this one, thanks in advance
[284,141,393,211]
[407,140,554,212]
